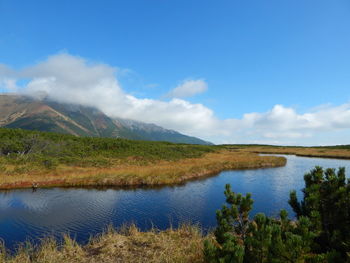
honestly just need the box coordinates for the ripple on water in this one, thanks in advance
[1,155,350,250]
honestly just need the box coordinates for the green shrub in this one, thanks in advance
[204,166,350,263]
[289,166,350,262]
[0,128,217,167]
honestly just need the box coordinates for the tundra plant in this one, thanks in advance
[205,166,350,262]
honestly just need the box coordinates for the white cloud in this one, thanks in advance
[3,53,221,138]
[166,79,208,98]
[241,104,350,133]
[226,104,350,145]
[1,53,350,146]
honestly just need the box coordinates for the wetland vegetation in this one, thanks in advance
[0,128,287,189]
[1,128,350,190]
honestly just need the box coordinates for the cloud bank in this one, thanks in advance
[0,53,349,145]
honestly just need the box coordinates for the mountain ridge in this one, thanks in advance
[0,94,212,145]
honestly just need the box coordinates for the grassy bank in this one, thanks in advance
[0,150,286,189]
[0,128,286,189]
[0,225,207,263]
[4,129,350,190]
[224,144,350,159]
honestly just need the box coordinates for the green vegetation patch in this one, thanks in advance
[205,166,350,262]
[0,128,217,168]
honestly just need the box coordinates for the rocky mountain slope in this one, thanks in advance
[0,94,211,145]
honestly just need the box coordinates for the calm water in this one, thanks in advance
[1,154,350,250]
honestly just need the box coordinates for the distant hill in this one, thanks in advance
[0,94,212,145]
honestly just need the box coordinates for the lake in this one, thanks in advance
[1,154,350,250]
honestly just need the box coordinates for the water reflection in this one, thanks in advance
[1,154,350,250]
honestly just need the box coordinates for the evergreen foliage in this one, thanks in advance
[0,128,215,168]
[204,167,350,263]
[289,166,350,262]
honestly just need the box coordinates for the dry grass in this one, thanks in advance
[0,225,207,263]
[0,150,286,190]
[4,144,348,190]
[233,145,350,159]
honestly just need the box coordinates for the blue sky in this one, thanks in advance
[0,0,350,145]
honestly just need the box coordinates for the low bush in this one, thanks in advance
[0,128,216,167]
[205,166,350,263]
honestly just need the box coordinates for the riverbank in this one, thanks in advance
[0,150,286,189]
[0,225,207,263]
[225,145,350,159]
[2,128,350,190]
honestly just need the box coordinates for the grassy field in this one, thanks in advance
[225,144,350,159]
[2,128,350,190]
[0,150,286,189]
[0,225,207,263]
[0,128,287,189]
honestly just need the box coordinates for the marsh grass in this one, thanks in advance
[0,224,207,263]
[0,150,286,189]
[231,145,350,159]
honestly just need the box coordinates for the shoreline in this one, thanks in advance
[257,151,350,160]
[2,146,350,191]
[0,151,286,190]
[232,145,350,160]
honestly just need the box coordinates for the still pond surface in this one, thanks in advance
[1,154,350,249]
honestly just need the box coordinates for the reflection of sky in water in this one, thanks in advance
[1,155,350,250]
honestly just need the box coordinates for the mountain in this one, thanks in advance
[0,94,212,145]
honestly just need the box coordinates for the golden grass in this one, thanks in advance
[0,225,207,263]
[234,146,350,159]
[0,150,286,190]
[3,145,348,190]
